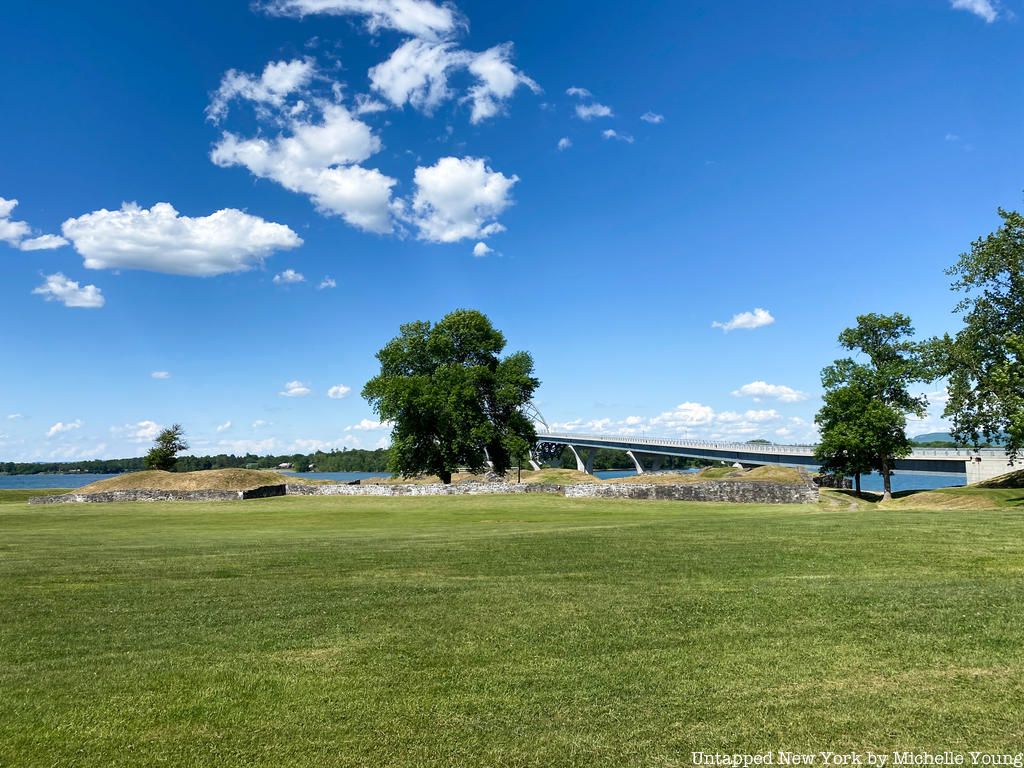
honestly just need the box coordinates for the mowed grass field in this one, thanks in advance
[3,490,1024,766]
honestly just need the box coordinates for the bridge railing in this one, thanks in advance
[535,431,1008,460]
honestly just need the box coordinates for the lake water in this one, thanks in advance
[0,469,966,492]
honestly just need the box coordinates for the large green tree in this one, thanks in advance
[143,424,189,471]
[815,314,931,500]
[938,208,1024,460]
[814,382,876,496]
[362,309,540,484]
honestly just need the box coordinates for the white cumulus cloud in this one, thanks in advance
[557,137,572,151]
[566,86,592,98]
[151,371,171,379]
[346,418,388,431]
[472,241,492,257]
[369,39,467,113]
[32,273,105,309]
[111,420,163,443]
[211,105,396,234]
[62,202,302,277]
[208,58,317,122]
[273,269,306,284]
[279,380,312,397]
[409,156,517,242]
[0,197,67,250]
[731,381,809,403]
[318,276,337,289]
[327,384,352,399]
[640,111,665,124]
[368,39,537,123]
[216,421,233,432]
[712,307,775,332]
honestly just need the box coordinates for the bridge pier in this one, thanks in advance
[626,451,665,474]
[568,445,597,474]
[965,455,1016,484]
[626,450,644,474]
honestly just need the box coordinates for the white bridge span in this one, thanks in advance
[535,431,1014,485]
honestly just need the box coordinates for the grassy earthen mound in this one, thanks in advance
[75,469,293,494]
[977,469,1024,489]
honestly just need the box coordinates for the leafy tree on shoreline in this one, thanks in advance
[814,383,875,496]
[362,309,540,484]
[815,314,932,500]
[143,425,189,471]
[936,208,1024,461]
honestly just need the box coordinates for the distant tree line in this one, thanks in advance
[1,447,392,476]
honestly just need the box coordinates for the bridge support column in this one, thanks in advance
[626,450,644,474]
[528,455,542,471]
[626,451,664,474]
[567,445,597,474]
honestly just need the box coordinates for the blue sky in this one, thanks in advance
[2,0,1022,461]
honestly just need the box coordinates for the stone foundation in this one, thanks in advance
[563,480,819,504]
[29,479,817,505]
[29,485,287,505]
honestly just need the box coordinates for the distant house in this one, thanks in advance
[278,462,292,469]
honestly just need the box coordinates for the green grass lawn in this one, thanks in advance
[3,493,1024,766]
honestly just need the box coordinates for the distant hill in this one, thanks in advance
[912,432,1007,447]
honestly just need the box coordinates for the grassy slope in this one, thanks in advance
[3,494,1024,766]
[75,468,294,493]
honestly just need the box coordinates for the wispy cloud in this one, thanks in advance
[576,103,613,120]
[640,111,664,124]
[47,419,82,438]
[602,129,634,144]
[950,0,999,23]
[712,307,775,332]
[279,380,312,397]
[327,385,352,399]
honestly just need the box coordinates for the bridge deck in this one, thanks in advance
[537,432,1005,476]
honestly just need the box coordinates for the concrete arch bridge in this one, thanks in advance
[533,431,1013,485]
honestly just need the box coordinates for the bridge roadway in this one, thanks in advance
[535,432,1014,484]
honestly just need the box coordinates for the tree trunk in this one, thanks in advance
[855,473,861,497]
[880,458,892,502]
[438,469,452,485]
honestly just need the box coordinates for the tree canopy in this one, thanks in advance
[938,208,1024,460]
[815,313,931,499]
[362,309,540,484]
[143,424,189,471]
